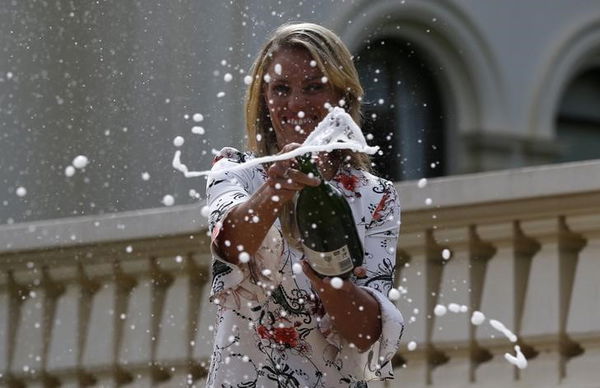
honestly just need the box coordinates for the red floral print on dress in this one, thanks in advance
[372,192,391,222]
[257,318,301,348]
[334,173,359,192]
[211,156,224,165]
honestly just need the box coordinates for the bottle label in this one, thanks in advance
[302,244,354,277]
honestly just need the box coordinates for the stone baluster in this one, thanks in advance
[562,213,600,385]
[429,226,470,385]
[393,230,426,385]
[519,218,560,385]
[76,263,101,386]
[192,253,218,387]
[3,270,31,387]
[557,216,586,379]
[186,253,211,385]
[468,225,496,381]
[475,222,519,384]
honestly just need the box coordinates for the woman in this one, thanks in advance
[206,22,404,387]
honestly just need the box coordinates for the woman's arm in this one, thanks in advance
[214,144,320,264]
[301,262,381,352]
[301,177,401,352]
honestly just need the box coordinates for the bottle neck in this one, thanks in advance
[297,153,322,179]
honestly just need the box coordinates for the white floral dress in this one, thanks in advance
[205,147,404,388]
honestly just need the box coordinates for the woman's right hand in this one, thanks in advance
[266,143,321,203]
[214,143,321,263]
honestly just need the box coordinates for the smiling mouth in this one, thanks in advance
[286,118,313,126]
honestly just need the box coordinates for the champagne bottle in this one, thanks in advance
[295,153,364,278]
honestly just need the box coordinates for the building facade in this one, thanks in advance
[1,0,600,386]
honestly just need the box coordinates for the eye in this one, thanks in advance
[305,83,324,93]
[273,84,289,95]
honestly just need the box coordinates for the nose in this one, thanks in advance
[287,90,307,114]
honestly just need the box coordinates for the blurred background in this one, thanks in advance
[1,1,600,387]
[2,0,599,224]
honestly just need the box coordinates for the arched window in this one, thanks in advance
[556,68,600,163]
[356,39,445,181]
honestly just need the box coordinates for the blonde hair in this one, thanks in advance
[244,22,371,170]
[244,23,371,248]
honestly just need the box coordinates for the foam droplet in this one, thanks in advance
[173,136,185,147]
[239,252,250,263]
[292,262,303,274]
[65,166,76,177]
[504,345,528,369]
[72,155,89,169]
[162,195,175,206]
[388,288,401,301]
[201,205,210,218]
[192,126,205,135]
[434,304,447,316]
[330,277,343,289]
[471,311,485,325]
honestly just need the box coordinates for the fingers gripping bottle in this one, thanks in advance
[295,153,364,278]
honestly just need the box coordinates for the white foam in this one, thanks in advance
[201,205,210,218]
[388,288,401,301]
[192,126,205,135]
[471,311,485,325]
[16,187,27,197]
[504,345,527,369]
[65,165,75,177]
[292,262,303,274]
[330,277,343,289]
[72,155,89,169]
[434,304,447,316]
[173,136,184,147]
[489,319,518,342]
[162,195,175,206]
[239,252,250,263]
[173,107,379,178]
[448,303,461,313]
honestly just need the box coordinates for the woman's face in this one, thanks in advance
[263,47,341,149]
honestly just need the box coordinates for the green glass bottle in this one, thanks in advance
[295,153,364,278]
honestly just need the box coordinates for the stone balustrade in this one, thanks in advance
[1,160,600,387]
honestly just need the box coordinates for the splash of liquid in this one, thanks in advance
[173,107,379,178]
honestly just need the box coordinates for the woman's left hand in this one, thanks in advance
[300,259,381,351]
